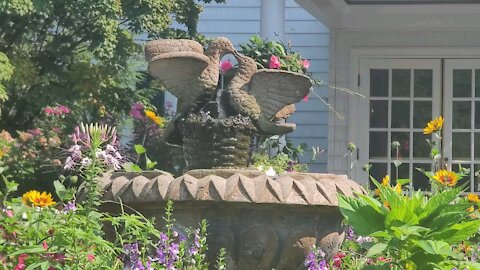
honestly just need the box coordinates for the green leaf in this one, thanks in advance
[9,246,45,257]
[134,144,146,155]
[430,219,480,243]
[338,194,385,235]
[396,179,411,186]
[393,160,403,168]
[53,180,67,201]
[366,243,388,257]
[122,162,142,172]
[413,240,457,257]
[419,187,462,220]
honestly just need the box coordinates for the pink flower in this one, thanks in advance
[52,127,61,133]
[219,60,233,74]
[28,128,42,136]
[130,102,145,120]
[14,254,28,270]
[42,240,48,250]
[5,209,13,218]
[57,105,70,114]
[87,254,95,262]
[43,107,55,115]
[303,95,309,102]
[269,55,281,69]
[302,59,310,69]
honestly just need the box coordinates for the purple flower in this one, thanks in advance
[130,102,145,120]
[63,201,77,213]
[356,236,373,244]
[345,226,355,240]
[123,242,144,270]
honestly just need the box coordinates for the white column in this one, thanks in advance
[260,0,285,41]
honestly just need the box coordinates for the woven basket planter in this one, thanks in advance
[179,114,256,170]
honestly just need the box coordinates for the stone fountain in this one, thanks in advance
[101,38,365,270]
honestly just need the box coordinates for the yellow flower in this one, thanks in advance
[467,193,480,203]
[381,175,390,186]
[383,201,390,208]
[0,149,3,158]
[423,116,444,135]
[394,184,402,194]
[144,110,165,126]
[432,170,458,187]
[22,190,55,207]
[374,188,380,196]
[468,205,475,213]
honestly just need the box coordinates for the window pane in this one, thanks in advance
[391,101,410,128]
[369,132,388,158]
[475,133,480,160]
[453,69,472,97]
[412,163,430,190]
[414,69,433,97]
[369,163,388,187]
[475,164,480,192]
[452,163,471,192]
[392,69,410,97]
[452,132,471,159]
[476,101,480,129]
[476,70,480,97]
[370,69,389,97]
[390,163,410,184]
[391,132,409,158]
[452,101,471,129]
[413,132,430,159]
[413,101,432,128]
[370,100,388,128]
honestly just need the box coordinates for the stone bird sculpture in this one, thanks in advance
[224,50,312,135]
[145,37,235,143]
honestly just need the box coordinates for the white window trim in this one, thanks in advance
[347,47,480,182]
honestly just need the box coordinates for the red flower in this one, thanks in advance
[269,55,281,69]
[333,253,346,268]
[220,60,233,74]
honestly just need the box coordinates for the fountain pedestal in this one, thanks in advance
[100,171,365,270]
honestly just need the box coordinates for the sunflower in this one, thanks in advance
[423,116,444,135]
[22,190,55,207]
[432,170,458,187]
[144,110,165,126]
[467,193,480,203]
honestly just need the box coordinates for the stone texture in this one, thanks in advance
[100,171,365,270]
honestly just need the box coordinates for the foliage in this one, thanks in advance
[0,0,224,132]
[0,106,73,194]
[126,102,185,175]
[338,117,480,270]
[0,52,13,102]
[0,122,226,269]
[252,136,316,175]
[239,35,309,73]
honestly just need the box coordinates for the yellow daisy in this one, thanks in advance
[394,184,402,194]
[144,110,165,126]
[467,193,480,203]
[432,170,458,187]
[423,116,444,135]
[381,175,390,186]
[22,190,55,207]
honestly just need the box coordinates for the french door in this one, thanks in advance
[359,59,480,192]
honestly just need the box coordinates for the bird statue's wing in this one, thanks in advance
[248,70,312,135]
[148,51,210,105]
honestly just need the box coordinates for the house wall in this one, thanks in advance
[328,30,480,176]
[192,0,331,172]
